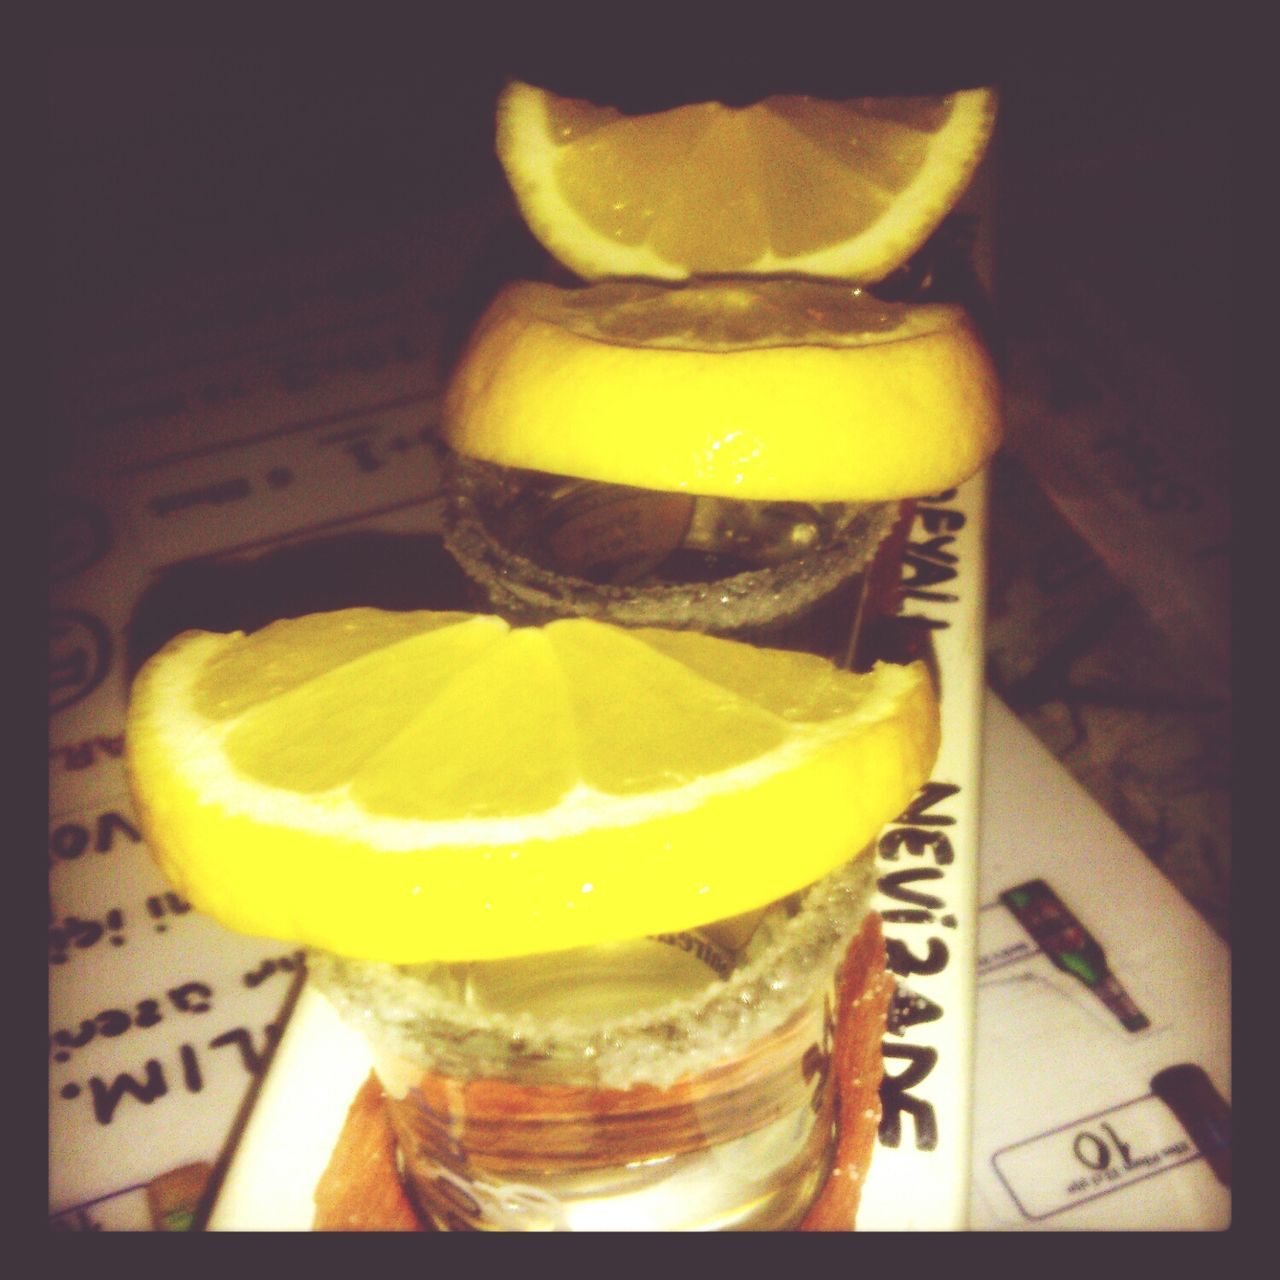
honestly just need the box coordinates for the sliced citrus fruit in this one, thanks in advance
[125,608,939,963]
[442,277,1001,501]
[496,79,996,282]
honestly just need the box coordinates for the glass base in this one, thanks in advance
[309,855,878,1231]
[383,992,836,1231]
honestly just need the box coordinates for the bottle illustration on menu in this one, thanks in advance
[1000,880,1150,1032]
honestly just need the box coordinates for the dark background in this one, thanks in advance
[45,11,1231,422]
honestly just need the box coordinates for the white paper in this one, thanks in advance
[970,693,1230,1230]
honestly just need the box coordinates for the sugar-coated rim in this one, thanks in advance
[307,850,875,1089]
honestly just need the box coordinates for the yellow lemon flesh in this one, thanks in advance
[125,608,939,963]
[496,80,997,283]
[442,278,1001,502]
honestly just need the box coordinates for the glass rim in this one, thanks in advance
[307,849,876,1089]
[441,463,898,633]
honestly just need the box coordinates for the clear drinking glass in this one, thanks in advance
[305,444,909,1231]
[308,850,877,1231]
[442,452,911,661]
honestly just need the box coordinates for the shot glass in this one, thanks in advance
[305,441,913,1231]
[441,451,913,665]
[308,846,880,1231]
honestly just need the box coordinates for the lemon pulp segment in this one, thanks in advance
[498,81,997,282]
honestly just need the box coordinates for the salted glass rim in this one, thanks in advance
[307,849,876,1088]
[440,455,898,631]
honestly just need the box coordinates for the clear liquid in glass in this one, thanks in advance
[309,856,877,1232]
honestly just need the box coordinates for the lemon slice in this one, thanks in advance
[442,278,1001,501]
[125,608,939,963]
[497,79,997,282]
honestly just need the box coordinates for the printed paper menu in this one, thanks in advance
[968,695,1230,1230]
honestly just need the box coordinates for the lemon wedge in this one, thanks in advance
[497,79,996,282]
[125,608,939,962]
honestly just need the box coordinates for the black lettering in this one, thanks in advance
[910,534,958,564]
[95,1009,131,1038]
[169,982,214,1013]
[880,827,955,863]
[243,958,276,988]
[87,1060,168,1124]
[901,555,958,592]
[897,781,960,826]
[50,822,90,862]
[48,610,112,713]
[1073,1131,1110,1171]
[885,936,949,978]
[58,742,96,770]
[886,985,945,1035]
[879,1043,939,1150]
[342,438,383,472]
[149,476,252,517]
[51,1020,97,1057]
[918,506,965,534]
[1101,1121,1135,1169]
[876,867,946,908]
[180,1044,204,1093]
[650,932,734,979]
[95,811,141,851]
[243,951,305,987]
[64,916,104,949]
[878,827,954,864]
[208,1026,273,1075]
[901,587,959,605]
[134,999,163,1028]
[146,891,192,925]
[900,613,950,633]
